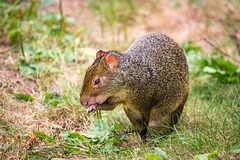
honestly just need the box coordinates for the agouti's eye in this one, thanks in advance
[95,79,100,85]
[92,76,104,88]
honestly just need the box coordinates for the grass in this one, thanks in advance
[174,81,239,158]
[0,0,240,159]
[1,50,239,160]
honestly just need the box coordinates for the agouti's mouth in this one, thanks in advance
[87,97,115,114]
[98,97,110,105]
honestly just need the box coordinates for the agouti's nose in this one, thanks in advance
[81,101,88,106]
[81,100,88,106]
[80,96,90,106]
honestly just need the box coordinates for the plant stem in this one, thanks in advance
[111,25,116,49]
[204,38,240,66]
[59,0,65,35]
[19,33,25,59]
[123,24,128,41]
[100,20,105,39]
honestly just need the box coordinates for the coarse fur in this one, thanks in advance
[80,32,189,140]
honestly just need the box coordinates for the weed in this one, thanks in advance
[183,41,240,83]
[88,0,138,47]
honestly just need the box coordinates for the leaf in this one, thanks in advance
[122,135,130,141]
[185,50,207,74]
[105,141,120,152]
[109,123,122,132]
[29,130,37,139]
[26,130,38,145]
[69,130,88,141]
[182,41,202,53]
[111,139,120,144]
[65,17,76,24]
[59,131,69,139]
[41,0,55,7]
[19,60,45,76]
[114,123,122,130]
[82,130,104,138]
[19,65,35,76]
[215,59,237,72]
[229,142,240,154]
[64,49,74,63]
[145,153,162,160]
[15,93,34,102]
[51,124,63,129]
[36,131,48,141]
[50,27,61,36]
[194,149,218,160]
[29,63,48,73]
[93,119,109,132]
[154,148,168,159]
[82,120,109,138]
[44,93,65,106]
[0,0,8,7]
[203,66,216,74]
[47,135,60,143]
[237,68,240,73]
[49,100,59,106]
[8,28,21,42]
[23,43,35,55]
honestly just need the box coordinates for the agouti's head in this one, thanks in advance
[80,50,119,107]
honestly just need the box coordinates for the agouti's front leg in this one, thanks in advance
[97,103,116,110]
[87,103,116,113]
[123,107,150,141]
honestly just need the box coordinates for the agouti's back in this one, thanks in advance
[80,32,189,140]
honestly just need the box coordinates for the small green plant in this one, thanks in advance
[82,119,129,153]
[182,41,240,83]
[23,120,130,159]
[194,149,218,160]
[0,0,87,90]
[229,142,240,154]
[43,91,65,107]
[203,57,240,83]
[15,93,34,102]
[188,0,203,6]
[88,0,137,46]
[182,41,207,75]
[145,147,169,160]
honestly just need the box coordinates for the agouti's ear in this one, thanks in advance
[103,53,118,71]
[96,50,107,59]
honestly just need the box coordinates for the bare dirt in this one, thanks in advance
[44,0,207,45]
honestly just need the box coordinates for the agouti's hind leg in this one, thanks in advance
[167,100,185,132]
[123,107,150,141]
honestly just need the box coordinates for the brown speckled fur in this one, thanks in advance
[80,32,189,140]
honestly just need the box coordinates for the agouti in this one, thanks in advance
[80,32,189,140]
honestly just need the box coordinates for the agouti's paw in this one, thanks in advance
[87,104,98,114]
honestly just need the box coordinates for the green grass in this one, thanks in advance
[1,59,240,158]
[0,0,240,159]
[165,81,240,159]
[2,58,238,159]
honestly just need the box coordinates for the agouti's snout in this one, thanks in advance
[80,95,90,106]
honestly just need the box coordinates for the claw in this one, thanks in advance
[87,104,98,114]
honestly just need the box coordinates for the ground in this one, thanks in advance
[0,0,240,159]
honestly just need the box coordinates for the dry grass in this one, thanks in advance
[0,0,240,159]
